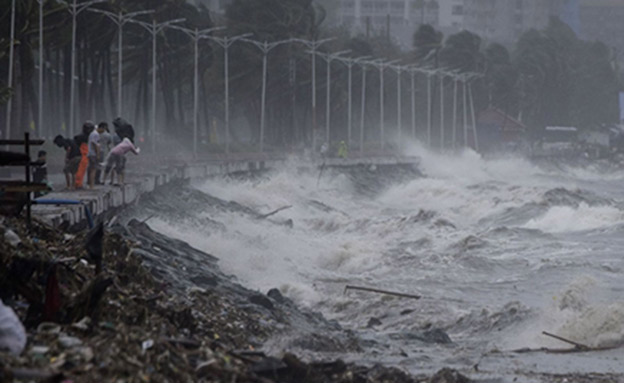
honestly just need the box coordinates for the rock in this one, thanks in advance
[249,294,274,310]
[367,317,382,328]
[58,335,83,348]
[430,368,473,383]
[250,357,287,375]
[267,288,286,304]
[0,299,26,355]
[421,328,453,344]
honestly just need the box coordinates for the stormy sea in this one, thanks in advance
[131,143,624,380]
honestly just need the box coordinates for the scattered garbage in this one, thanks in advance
[0,215,475,382]
[3,229,21,247]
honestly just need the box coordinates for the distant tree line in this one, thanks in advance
[0,0,621,151]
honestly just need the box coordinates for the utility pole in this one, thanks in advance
[206,33,252,155]
[130,17,185,153]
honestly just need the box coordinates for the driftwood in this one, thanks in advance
[344,285,421,300]
[257,206,292,220]
[542,331,590,350]
[509,331,619,354]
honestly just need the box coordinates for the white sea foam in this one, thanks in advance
[523,203,624,233]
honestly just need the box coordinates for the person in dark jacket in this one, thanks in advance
[54,135,81,190]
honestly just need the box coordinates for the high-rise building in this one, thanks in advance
[462,0,564,45]
[332,0,440,48]
[580,0,624,57]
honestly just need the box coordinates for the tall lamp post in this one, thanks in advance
[452,74,459,150]
[89,8,154,118]
[243,38,297,153]
[292,38,334,152]
[390,65,405,145]
[336,55,370,150]
[206,33,252,155]
[130,17,185,153]
[359,60,379,154]
[468,76,480,151]
[317,50,350,145]
[36,0,44,138]
[62,0,106,137]
[408,66,419,141]
[369,59,399,150]
[170,25,225,158]
[5,0,16,141]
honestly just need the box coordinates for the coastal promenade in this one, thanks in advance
[24,152,419,229]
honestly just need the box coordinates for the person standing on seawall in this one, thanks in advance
[74,121,94,189]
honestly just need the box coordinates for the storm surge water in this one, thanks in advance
[145,143,624,379]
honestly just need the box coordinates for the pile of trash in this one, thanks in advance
[0,216,471,382]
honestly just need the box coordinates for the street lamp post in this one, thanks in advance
[439,71,445,150]
[422,69,435,147]
[369,59,399,150]
[409,67,417,140]
[335,55,370,150]
[62,0,106,137]
[244,38,297,153]
[391,65,404,145]
[37,0,44,138]
[462,75,468,147]
[317,50,350,146]
[89,8,154,118]
[5,0,16,141]
[452,76,458,150]
[359,60,371,154]
[468,79,479,151]
[130,18,185,153]
[171,25,224,158]
[206,33,252,155]
[292,38,334,153]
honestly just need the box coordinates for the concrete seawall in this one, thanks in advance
[32,156,419,229]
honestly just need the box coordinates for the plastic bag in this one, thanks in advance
[0,299,27,355]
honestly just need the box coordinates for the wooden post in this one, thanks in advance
[25,133,31,226]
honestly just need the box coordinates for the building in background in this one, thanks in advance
[462,0,568,45]
[332,0,440,49]
[580,0,624,60]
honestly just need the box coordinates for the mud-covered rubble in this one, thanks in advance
[0,216,471,382]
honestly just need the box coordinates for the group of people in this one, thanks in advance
[53,118,140,190]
